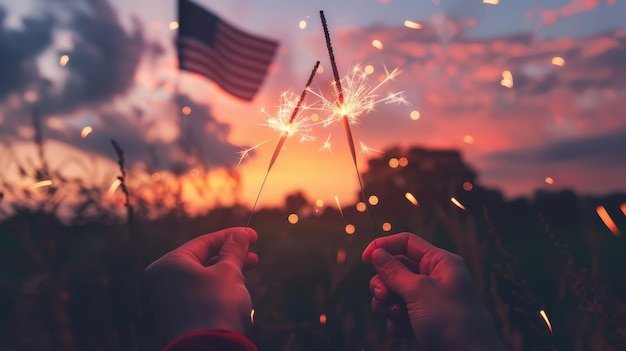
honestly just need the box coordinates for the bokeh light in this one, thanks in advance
[288,213,299,224]
[345,224,355,235]
[382,222,392,231]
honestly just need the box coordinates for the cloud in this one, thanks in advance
[0,7,54,101]
[489,127,626,167]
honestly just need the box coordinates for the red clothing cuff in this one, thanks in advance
[163,329,258,351]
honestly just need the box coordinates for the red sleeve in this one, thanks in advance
[163,329,258,351]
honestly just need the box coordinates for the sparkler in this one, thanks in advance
[319,11,405,235]
[245,61,321,227]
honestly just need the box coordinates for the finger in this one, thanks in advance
[370,275,391,303]
[363,232,436,264]
[243,252,259,272]
[217,230,250,270]
[177,227,257,265]
[370,248,419,296]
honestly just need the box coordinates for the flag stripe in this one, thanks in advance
[177,0,278,101]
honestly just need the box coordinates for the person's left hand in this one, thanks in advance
[144,227,259,343]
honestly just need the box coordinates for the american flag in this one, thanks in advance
[176,0,279,101]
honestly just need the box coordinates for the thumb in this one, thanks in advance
[217,230,250,270]
[372,248,415,296]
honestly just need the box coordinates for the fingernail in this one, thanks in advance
[233,231,248,246]
[372,249,392,268]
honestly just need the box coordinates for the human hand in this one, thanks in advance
[144,227,258,344]
[362,232,506,351]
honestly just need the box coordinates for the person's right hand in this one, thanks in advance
[362,232,507,351]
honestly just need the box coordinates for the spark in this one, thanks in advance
[389,157,399,168]
[59,55,70,67]
[545,177,555,185]
[288,213,299,224]
[405,192,419,206]
[621,203,626,216]
[551,56,565,66]
[345,224,355,235]
[410,110,421,120]
[250,309,255,325]
[359,141,382,156]
[596,206,621,237]
[80,126,93,139]
[31,180,52,189]
[319,314,327,324]
[368,195,379,205]
[404,20,422,29]
[356,202,367,212]
[371,39,383,50]
[382,222,392,231]
[335,195,344,217]
[336,249,346,263]
[501,70,513,88]
[108,179,121,196]
[539,310,552,333]
[451,197,467,211]
[319,134,333,153]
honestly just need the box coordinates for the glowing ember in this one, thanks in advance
[316,199,324,207]
[501,70,513,88]
[382,222,392,232]
[319,314,327,324]
[250,309,255,324]
[463,135,475,144]
[359,141,381,156]
[405,192,419,206]
[368,195,379,205]
[621,203,626,216]
[356,202,367,212]
[31,180,52,189]
[169,21,179,30]
[371,39,383,50]
[596,206,621,237]
[335,195,344,217]
[288,213,299,224]
[403,20,422,29]
[108,179,121,196]
[80,126,93,139]
[336,249,346,263]
[539,309,552,333]
[182,106,192,115]
[551,57,565,66]
[388,158,399,168]
[152,173,161,182]
[545,177,555,185]
[451,197,467,211]
[345,224,355,235]
[59,55,70,67]
[299,20,307,29]
[398,157,408,167]
[410,110,421,120]
[483,0,499,4]
[463,182,473,191]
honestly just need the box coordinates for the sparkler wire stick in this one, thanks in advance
[320,11,374,234]
[246,61,321,227]
[320,10,374,235]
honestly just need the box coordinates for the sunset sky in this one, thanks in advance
[1,0,625,212]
